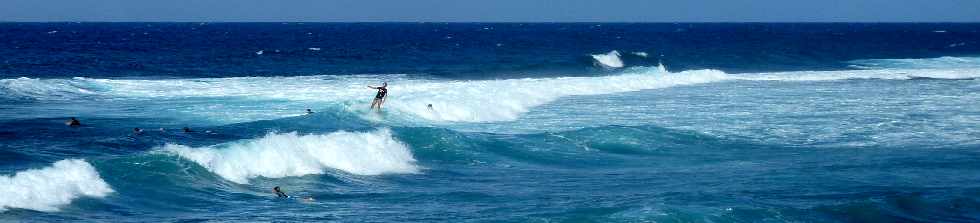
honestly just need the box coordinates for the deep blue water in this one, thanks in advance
[1,23,980,222]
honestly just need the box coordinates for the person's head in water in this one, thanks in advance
[67,117,81,126]
[182,127,193,132]
[273,186,288,198]
[427,104,433,110]
[133,128,142,134]
[306,109,313,114]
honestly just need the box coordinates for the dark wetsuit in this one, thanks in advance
[68,120,80,127]
[375,87,387,99]
[274,187,289,198]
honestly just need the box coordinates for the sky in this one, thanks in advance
[1,0,979,22]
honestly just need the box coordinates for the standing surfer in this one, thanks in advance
[368,82,388,111]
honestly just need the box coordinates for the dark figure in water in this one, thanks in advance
[368,82,388,111]
[66,117,81,127]
[427,104,434,110]
[133,128,143,135]
[182,127,194,133]
[306,109,314,114]
[273,186,289,198]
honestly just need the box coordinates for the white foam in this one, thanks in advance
[632,52,649,57]
[592,50,624,68]
[737,68,980,81]
[5,57,980,124]
[387,68,728,122]
[0,77,106,100]
[163,128,418,184]
[849,56,980,69]
[0,159,114,212]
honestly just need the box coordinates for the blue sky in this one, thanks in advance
[2,0,979,22]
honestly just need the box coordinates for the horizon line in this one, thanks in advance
[3,21,980,24]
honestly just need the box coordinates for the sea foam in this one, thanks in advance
[164,128,418,184]
[5,56,980,124]
[387,68,728,122]
[849,56,980,69]
[0,77,105,100]
[592,50,624,68]
[0,159,114,212]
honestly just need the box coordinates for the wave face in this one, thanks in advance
[3,23,980,222]
[163,129,418,184]
[0,159,113,212]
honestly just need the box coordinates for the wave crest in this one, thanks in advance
[389,67,727,122]
[163,128,418,184]
[0,159,114,212]
[592,50,624,68]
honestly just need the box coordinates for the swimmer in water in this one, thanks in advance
[66,117,81,127]
[273,186,289,198]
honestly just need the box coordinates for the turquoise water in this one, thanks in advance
[1,23,979,222]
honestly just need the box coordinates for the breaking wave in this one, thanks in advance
[0,159,113,212]
[163,128,418,184]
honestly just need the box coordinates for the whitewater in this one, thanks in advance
[4,56,979,222]
[2,23,980,222]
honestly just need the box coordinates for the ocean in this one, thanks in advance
[1,22,979,222]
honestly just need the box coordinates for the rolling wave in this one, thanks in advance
[2,56,978,125]
[162,128,418,184]
[0,159,113,212]
[850,56,980,69]
[0,77,108,101]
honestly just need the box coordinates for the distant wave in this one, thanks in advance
[734,68,980,81]
[388,67,723,122]
[4,56,980,124]
[849,56,980,69]
[0,77,107,101]
[0,159,114,212]
[592,50,624,68]
[163,128,418,184]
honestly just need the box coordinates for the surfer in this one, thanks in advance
[368,82,388,111]
[66,117,81,127]
[306,109,314,114]
[427,104,434,110]
[133,128,143,135]
[182,127,194,133]
[273,186,289,198]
